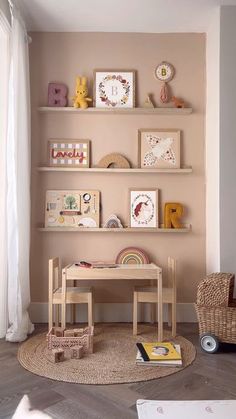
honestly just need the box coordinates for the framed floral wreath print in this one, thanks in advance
[94,70,135,108]
[129,188,159,228]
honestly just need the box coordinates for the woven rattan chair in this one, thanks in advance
[133,257,177,337]
[48,257,94,330]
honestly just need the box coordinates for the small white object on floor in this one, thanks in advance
[136,399,236,419]
[12,395,52,418]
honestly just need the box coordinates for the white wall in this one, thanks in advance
[220,6,236,274]
[206,8,220,273]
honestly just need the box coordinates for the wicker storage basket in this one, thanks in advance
[46,326,94,353]
[195,273,236,344]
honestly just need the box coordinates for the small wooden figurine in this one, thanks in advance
[72,76,92,109]
[53,327,64,337]
[73,328,85,337]
[164,203,184,228]
[143,94,155,108]
[70,346,84,359]
[103,214,123,228]
[51,349,65,363]
[64,330,75,337]
[171,96,185,108]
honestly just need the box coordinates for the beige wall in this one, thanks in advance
[30,32,205,305]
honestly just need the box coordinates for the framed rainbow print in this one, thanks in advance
[94,70,135,108]
[138,129,180,169]
[48,139,90,168]
[129,188,158,228]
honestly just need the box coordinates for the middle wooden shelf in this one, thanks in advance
[37,166,192,174]
[38,224,191,233]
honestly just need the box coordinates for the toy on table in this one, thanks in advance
[72,76,92,109]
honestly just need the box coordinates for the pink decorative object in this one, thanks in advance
[160,82,169,103]
[48,83,68,107]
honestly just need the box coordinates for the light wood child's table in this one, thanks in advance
[62,263,163,341]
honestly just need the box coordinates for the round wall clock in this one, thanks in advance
[155,62,175,82]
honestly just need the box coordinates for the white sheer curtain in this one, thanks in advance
[0,9,10,338]
[0,0,34,341]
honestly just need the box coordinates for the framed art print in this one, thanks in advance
[94,70,135,108]
[48,139,90,168]
[129,189,158,228]
[45,190,100,228]
[138,129,180,169]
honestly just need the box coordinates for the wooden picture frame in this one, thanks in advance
[48,139,90,168]
[129,188,159,228]
[93,69,136,108]
[45,190,100,228]
[138,129,180,169]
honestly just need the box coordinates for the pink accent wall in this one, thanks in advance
[30,32,205,304]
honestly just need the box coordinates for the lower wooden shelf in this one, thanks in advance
[37,224,191,233]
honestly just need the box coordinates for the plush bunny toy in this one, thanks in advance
[72,76,92,109]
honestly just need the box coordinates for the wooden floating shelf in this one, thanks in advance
[37,167,193,173]
[38,106,193,115]
[38,224,191,233]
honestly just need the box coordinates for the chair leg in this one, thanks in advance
[48,301,53,331]
[168,304,172,327]
[150,303,156,324]
[133,291,138,335]
[70,304,76,324]
[88,293,93,327]
[61,270,66,330]
[55,305,59,327]
[172,300,177,337]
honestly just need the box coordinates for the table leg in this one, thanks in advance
[150,279,156,323]
[157,269,163,341]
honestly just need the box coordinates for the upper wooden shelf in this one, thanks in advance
[37,167,192,174]
[38,107,193,115]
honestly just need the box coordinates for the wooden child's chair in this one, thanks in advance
[48,257,94,330]
[133,257,177,337]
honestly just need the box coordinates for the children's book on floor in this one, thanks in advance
[136,343,182,367]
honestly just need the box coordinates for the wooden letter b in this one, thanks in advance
[48,83,68,107]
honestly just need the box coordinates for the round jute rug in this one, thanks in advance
[18,324,196,385]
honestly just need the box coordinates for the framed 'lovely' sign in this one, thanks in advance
[48,139,90,167]
[94,70,135,108]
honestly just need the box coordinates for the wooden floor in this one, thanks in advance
[0,323,236,418]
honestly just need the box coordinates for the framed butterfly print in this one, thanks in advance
[129,188,159,228]
[138,129,180,169]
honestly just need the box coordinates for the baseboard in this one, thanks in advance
[29,302,197,324]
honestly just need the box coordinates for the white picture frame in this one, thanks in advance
[94,70,135,108]
[129,188,158,228]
